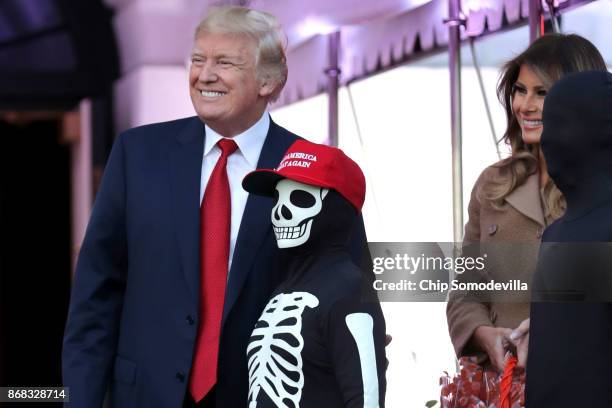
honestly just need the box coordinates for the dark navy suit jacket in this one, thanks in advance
[62,116,368,408]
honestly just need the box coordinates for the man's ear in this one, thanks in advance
[258,77,277,98]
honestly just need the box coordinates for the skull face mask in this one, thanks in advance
[272,179,329,248]
[243,141,387,408]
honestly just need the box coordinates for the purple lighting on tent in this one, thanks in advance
[294,17,337,41]
[462,0,495,13]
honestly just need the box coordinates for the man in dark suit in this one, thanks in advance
[62,6,368,408]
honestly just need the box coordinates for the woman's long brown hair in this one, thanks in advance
[481,33,607,221]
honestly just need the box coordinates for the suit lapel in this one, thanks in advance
[505,172,546,226]
[222,120,296,325]
[169,117,205,303]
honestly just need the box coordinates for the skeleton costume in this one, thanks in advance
[242,140,386,408]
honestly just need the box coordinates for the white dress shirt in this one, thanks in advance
[200,113,270,273]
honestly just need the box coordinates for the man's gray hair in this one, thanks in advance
[196,6,288,101]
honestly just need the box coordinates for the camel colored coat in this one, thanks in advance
[446,165,547,359]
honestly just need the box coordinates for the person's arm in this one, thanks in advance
[326,292,387,408]
[62,133,129,407]
[348,215,371,274]
[446,171,496,360]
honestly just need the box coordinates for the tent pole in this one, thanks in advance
[447,0,464,243]
[326,31,341,147]
[529,0,543,42]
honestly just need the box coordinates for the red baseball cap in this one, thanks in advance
[242,139,366,211]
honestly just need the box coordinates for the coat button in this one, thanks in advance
[176,371,185,382]
[487,224,498,235]
[186,315,195,325]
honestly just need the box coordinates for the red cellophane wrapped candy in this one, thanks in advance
[439,356,525,408]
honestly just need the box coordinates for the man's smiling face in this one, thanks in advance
[189,31,273,136]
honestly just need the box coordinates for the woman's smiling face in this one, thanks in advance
[512,64,549,145]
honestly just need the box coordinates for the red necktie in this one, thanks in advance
[190,138,238,402]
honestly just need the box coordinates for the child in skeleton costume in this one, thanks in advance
[242,140,386,408]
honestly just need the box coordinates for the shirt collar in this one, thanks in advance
[203,113,270,167]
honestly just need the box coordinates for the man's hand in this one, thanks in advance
[472,325,513,372]
[509,318,530,369]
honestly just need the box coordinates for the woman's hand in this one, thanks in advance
[473,325,513,372]
[509,318,530,369]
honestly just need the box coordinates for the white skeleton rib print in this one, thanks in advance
[247,292,319,408]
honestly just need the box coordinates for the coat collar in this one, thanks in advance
[505,172,545,226]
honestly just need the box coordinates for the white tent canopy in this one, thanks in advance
[254,0,590,106]
[104,0,591,107]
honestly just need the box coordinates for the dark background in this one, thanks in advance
[0,119,71,393]
[0,0,119,402]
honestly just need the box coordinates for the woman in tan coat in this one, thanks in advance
[446,34,607,372]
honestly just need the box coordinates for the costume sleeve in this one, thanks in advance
[62,133,128,407]
[446,170,493,357]
[348,215,372,273]
[325,291,387,408]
